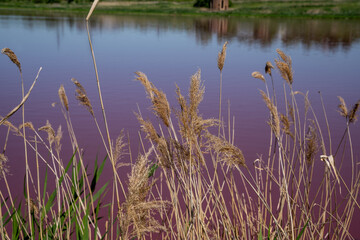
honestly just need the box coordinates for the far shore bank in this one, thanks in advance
[0,0,359,18]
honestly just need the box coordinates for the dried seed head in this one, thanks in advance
[251,71,265,83]
[275,49,293,86]
[72,78,94,116]
[207,134,246,168]
[58,85,69,111]
[113,130,127,169]
[0,153,9,178]
[189,70,205,118]
[265,61,274,76]
[305,123,318,166]
[124,149,166,238]
[19,122,35,132]
[260,90,280,137]
[135,72,171,127]
[337,96,348,119]
[217,41,228,72]
[1,48,21,73]
[349,100,360,123]
[280,114,293,139]
[38,120,55,146]
[2,120,19,133]
[55,125,62,155]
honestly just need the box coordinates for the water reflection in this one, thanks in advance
[1,13,359,51]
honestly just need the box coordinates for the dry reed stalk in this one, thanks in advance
[0,67,42,126]
[86,0,99,21]
[1,48,21,73]
[217,42,228,136]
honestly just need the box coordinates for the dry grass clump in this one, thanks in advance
[119,150,166,239]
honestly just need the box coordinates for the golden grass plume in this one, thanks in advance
[135,72,171,127]
[122,149,166,238]
[252,71,265,83]
[265,61,274,76]
[72,78,94,116]
[58,85,69,112]
[275,49,293,85]
[260,90,280,137]
[38,120,55,146]
[0,153,9,178]
[1,48,21,73]
[218,41,228,72]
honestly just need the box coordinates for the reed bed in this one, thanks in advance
[1,3,360,240]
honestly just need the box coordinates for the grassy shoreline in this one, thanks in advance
[0,0,359,18]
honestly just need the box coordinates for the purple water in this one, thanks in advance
[1,14,360,238]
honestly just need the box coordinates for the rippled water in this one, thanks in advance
[1,13,360,237]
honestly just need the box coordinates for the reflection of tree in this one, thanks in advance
[280,20,359,51]
[3,12,360,50]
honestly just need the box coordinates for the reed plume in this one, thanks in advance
[337,96,348,118]
[58,85,69,111]
[260,90,280,137]
[348,100,360,123]
[113,130,127,169]
[265,61,274,76]
[122,150,166,238]
[275,49,293,85]
[19,122,35,132]
[337,97,360,124]
[1,48,21,73]
[135,72,171,127]
[280,113,293,139]
[38,120,55,146]
[0,153,9,178]
[72,78,94,116]
[305,123,318,166]
[218,41,228,72]
[55,125,63,155]
[207,133,246,168]
[252,71,265,83]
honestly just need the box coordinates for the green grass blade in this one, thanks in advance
[296,219,309,240]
